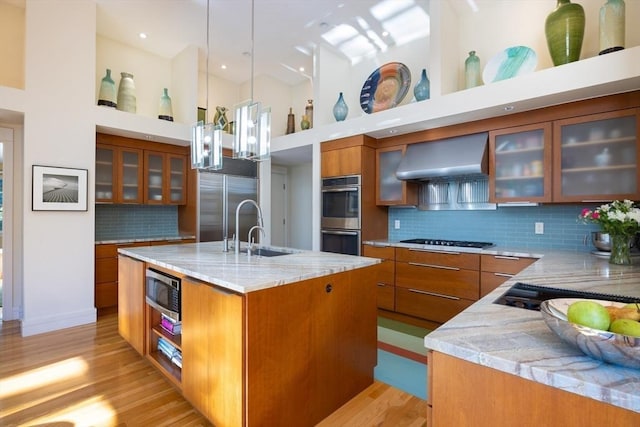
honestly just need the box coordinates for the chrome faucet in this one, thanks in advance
[235,199,264,255]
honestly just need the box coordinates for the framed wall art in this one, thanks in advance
[32,165,88,211]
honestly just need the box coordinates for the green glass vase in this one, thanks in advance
[97,68,117,108]
[544,0,585,66]
[464,51,482,89]
[158,88,173,122]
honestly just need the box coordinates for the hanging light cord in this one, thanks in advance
[206,0,211,122]
[250,0,255,103]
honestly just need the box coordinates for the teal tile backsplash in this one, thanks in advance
[95,204,179,241]
[388,204,602,251]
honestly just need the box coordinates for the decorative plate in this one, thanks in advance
[482,46,537,84]
[360,62,411,114]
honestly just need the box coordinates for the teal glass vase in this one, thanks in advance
[413,69,430,101]
[333,92,348,122]
[158,88,173,122]
[464,51,482,89]
[545,0,585,66]
[97,68,117,108]
[599,0,625,55]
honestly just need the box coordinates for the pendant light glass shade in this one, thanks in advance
[233,100,270,161]
[191,121,223,170]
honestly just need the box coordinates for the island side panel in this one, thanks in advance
[430,351,640,426]
[245,265,379,426]
[118,255,146,355]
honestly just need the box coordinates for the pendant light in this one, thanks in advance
[191,0,223,170]
[233,0,271,161]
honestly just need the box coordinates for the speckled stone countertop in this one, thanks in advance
[118,241,380,294]
[365,240,640,413]
[96,235,196,245]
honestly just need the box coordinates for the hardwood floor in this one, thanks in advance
[0,313,427,426]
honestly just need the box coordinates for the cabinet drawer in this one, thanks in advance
[481,254,536,274]
[95,243,118,258]
[95,281,118,308]
[396,248,479,270]
[363,245,395,260]
[373,259,394,284]
[96,257,118,283]
[395,287,474,324]
[480,271,512,298]
[396,262,479,300]
[376,283,395,311]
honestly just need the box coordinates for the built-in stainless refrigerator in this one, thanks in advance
[197,157,259,243]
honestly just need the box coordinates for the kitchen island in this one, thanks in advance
[424,248,640,425]
[117,241,381,427]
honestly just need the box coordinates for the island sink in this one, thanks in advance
[241,247,290,257]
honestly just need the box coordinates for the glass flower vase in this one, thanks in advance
[609,233,633,265]
[333,92,348,122]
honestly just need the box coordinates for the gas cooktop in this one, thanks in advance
[494,282,640,311]
[399,238,494,249]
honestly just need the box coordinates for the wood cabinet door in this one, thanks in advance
[182,278,243,426]
[117,255,146,355]
[144,151,165,204]
[552,108,639,202]
[489,122,552,203]
[321,146,362,177]
[167,154,187,204]
[96,144,116,203]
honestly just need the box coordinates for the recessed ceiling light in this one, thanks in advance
[382,31,389,37]
[221,64,227,70]
[139,32,147,39]
[504,105,515,111]
[299,67,305,72]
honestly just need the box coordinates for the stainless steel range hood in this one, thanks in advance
[395,132,489,181]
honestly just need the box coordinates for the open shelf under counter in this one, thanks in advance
[95,105,191,146]
[146,351,182,390]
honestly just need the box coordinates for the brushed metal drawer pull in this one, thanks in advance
[409,248,461,255]
[409,262,460,271]
[408,288,460,300]
[494,273,513,278]
[376,282,388,287]
[494,255,520,260]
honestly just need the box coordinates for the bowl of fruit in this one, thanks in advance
[540,298,640,369]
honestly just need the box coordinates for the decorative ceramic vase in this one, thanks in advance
[158,88,173,121]
[116,72,136,113]
[544,0,585,66]
[213,106,229,132]
[413,69,430,101]
[464,51,482,89]
[305,99,314,128]
[609,233,633,265]
[333,92,348,122]
[301,115,310,130]
[599,0,625,55]
[286,107,295,134]
[97,68,117,108]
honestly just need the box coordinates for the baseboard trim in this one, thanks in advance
[21,308,97,337]
[378,341,428,364]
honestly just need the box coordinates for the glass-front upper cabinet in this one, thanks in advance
[376,145,418,206]
[168,155,187,204]
[96,144,142,203]
[145,152,165,204]
[553,109,639,202]
[489,123,552,203]
[144,151,187,205]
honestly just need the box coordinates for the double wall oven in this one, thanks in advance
[321,175,361,256]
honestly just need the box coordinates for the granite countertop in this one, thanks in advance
[364,240,639,412]
[118,241,380,294]
[96,235,196,245]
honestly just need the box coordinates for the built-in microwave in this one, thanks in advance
[146,268,181,321]
[321,175,361,230]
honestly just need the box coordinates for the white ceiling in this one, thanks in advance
[96,0,440,87]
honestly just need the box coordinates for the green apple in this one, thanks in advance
[609,319,640,337]
[567,301,610,331]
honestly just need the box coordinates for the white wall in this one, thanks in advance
[21,0,96,335]
[287,162,313,250]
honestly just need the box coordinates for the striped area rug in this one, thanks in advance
[374,317,430,400]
